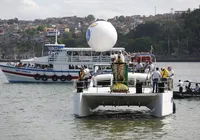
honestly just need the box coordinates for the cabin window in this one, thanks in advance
[67,51,72,55]
[69,65,75,69]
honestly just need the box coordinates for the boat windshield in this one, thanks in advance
[93,64,111,75]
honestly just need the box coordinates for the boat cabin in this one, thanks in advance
[45,44,125,70]
[129,53,156,73]
[182,80,200,92]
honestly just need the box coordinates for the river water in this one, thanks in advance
[0,62,200,140]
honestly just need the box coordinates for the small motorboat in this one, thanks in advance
[173,80,200,99]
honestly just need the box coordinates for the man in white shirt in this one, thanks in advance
[83,66,90,88]
[177,80,183,93]
[167,66,175,90]
[152,67,161,93]
[135,61,143,72]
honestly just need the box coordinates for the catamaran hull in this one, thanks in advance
[74,91,173,118]
[0,65,81,83]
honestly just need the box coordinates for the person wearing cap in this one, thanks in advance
[167,66,174,90]
[160,67,168,82]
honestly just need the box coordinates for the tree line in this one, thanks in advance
[59,9,200,57]
[1,10,200,59]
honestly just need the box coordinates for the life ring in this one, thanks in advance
[66,75,72,81]
[60,75,67,81]
[42,75,48,81]
[52,75,58,81]
[34,74,41,80]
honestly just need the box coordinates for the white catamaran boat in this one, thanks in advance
[0,36,125,83]
[74,62,175,118]
[74,20,175,118]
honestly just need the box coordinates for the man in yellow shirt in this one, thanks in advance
[160,67,168,83]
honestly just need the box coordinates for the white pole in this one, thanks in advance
[42,45,44,57]
[55,29,58,44]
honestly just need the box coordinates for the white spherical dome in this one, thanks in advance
[86,21,118,52]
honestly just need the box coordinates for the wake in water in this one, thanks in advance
[78,107,159,120]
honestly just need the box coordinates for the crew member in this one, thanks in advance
[160,67,168,83]
[167,66,175,90]
[84,66,90,88]
[152,67,161,93]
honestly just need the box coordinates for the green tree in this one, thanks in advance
[125,37,153,52]
[87,14,95,21]
[118,16,125,22]
[25,28,37,36]
[37,25,45,32]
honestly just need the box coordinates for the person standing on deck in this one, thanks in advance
[167,66,175,90]
[83,66,90,88]
[160,67,168,82]
[152,67,161,93]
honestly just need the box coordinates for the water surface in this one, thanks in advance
[0,62,200,140]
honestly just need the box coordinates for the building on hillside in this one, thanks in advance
[0,29,4,35]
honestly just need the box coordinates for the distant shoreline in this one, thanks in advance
[1,59,200,63]
[156,58,200,62]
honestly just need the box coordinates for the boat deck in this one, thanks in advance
[83,86,153,94]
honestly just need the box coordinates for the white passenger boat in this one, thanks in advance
[74,62,175,118]
[0,42,125,83]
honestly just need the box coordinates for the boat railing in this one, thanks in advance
[48,55,111,63]
[74,79,171,93]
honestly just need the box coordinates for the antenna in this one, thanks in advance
[171,8,173,19]
[171,8,173,14]
[155,6,157,16]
